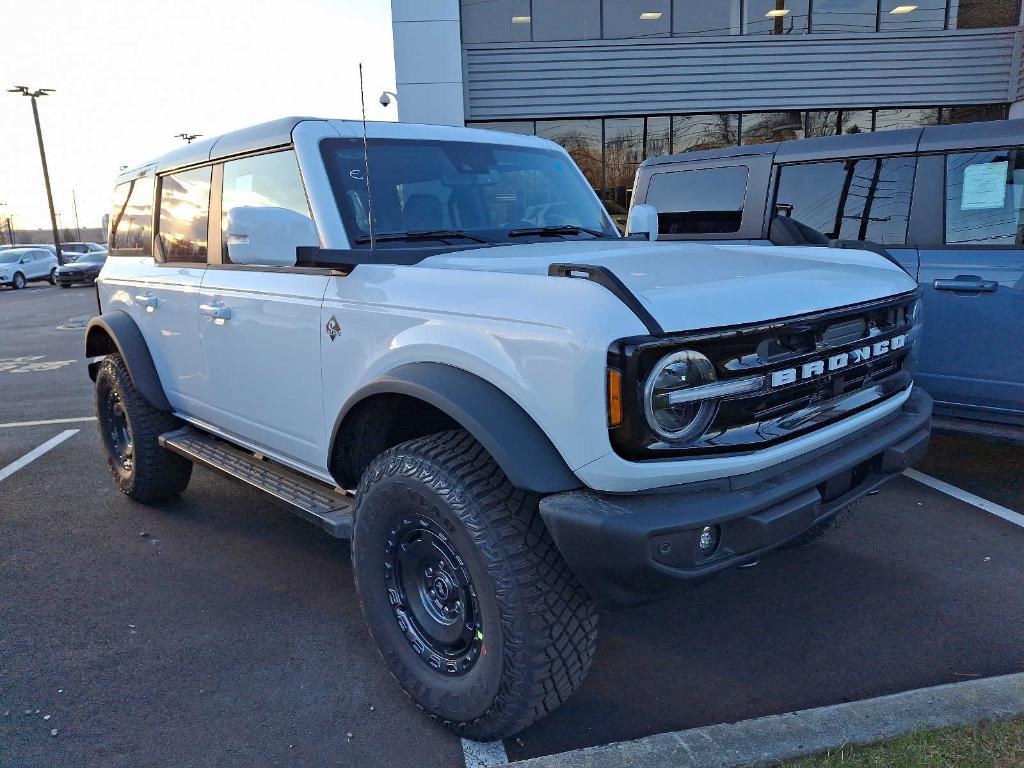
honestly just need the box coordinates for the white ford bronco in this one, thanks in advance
[87,117,931,739]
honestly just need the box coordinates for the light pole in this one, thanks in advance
[174,133,202,144]
[7,86,63,264]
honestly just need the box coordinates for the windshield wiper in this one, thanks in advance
[354,229,493,245]
[507,225,611,239]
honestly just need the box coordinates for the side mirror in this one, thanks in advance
[224,206,319,267]
[626,204,659,241]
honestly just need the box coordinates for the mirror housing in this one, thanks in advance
[224,206,318,267]
[626,204,659,241]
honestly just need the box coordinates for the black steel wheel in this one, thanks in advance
[352,430,597,741]
[94,354,192,501]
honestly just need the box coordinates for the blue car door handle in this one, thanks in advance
[933,277,998,293]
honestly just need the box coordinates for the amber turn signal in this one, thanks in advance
[607,368,623,427]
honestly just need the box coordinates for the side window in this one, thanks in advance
[774,157,916,244]
[945,149,1024,246]
[110,176,154,257]
[221,150,317,266]
[646,165,748,235]
[156,166,211,263]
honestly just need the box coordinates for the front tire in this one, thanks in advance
[95,354,192,501]
[48,268,57,285]
[352,430,597,740]
[12,272,25,290]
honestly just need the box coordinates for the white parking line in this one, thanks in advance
[904,468,1024,529]
[0,429,79,483]
[462,739,509,768]
[0,416,96,429]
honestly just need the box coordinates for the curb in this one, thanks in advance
[506,672,1024,768]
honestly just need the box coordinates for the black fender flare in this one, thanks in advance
[85,311,171,412]
[334,362,582,494]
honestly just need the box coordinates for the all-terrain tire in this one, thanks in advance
[351,430,597,741]
[779,501,859,550]
[95,353,192,502]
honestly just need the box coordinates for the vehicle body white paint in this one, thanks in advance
[97,118,918,492]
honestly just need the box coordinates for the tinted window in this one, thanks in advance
[805,111,842,137]
[533,0,600,40]
[647,166,748,235]
[880,0,947,30]
[774,157,917,244]
[841,110,874,134]
[672,0,740,34]
[645,116,672,159]
[874,107,939,132]
[812,0,878,31]
[157,166,211,263]
[741,112,804,145]
[603,0,670,37]
[948,0,1021,28]
[535,119,603,189]
[221,150,316,264]
[670,114,739,153]
[109,176,153,257]
[745,0,810,34]
[460,0,531,43]
[941,104,1009,124]
[945,149,1024,246]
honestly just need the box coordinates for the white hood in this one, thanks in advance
[420,240,917,332]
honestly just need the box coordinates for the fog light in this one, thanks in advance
[697,525,720,555]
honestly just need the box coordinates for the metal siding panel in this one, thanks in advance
[463,30,1019,120]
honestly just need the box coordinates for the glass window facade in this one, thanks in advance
[745,0,811,34]
[469,104,1007,197]
[879,0,947,31]
[603,0,671,38]
[461,0,531,43]
[672,0,741,35]
[949,0,1021,29]
[532,0,601,41]
[811,0,879,32]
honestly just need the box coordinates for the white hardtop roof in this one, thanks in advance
[117,117,558,183]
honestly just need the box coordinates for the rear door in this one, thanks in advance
[196,149,327,469]
[916,146,1024,422]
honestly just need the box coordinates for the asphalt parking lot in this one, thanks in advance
[2,284,1023,768]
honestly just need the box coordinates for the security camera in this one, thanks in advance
[379,92,391,107]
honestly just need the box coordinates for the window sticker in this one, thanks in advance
[961,161,1008,210]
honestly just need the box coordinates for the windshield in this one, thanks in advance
[0,252,26,263]
[75,253,106,264]
[322,138,618,247]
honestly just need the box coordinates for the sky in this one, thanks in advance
[0,0,396,232]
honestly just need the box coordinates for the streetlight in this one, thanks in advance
[174,133,202,144]
[7,86,63,263]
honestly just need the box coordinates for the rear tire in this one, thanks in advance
[95,353,192,502]
[351,430,597,740]
[12,272,25,290]
[48,268,57,285]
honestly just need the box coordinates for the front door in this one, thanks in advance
[917,146,1024,423]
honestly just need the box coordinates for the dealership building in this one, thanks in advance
[391,0,1024,208]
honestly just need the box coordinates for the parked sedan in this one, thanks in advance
[55,251,106,287]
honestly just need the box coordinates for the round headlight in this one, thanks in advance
[643,350,717,441]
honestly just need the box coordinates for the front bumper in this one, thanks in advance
[540,388,932,607]
[55,272,97,285]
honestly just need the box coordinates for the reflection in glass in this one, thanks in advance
[745,0,810,34]
[469,121,537,135]
[941,104,1009,124]
[805,111,842,137]
[603,0,671,37]
[157,166,211,263]
[647,166,749,235]
[841,110,874,134]
[535,119,603,189]
[948,0,1021,29]
[645,116,672,159]
[775,157,917,243]
[671,114,739,153]
[811,0,878,32]
[741,112,805,145]
[879,0,947,31]
[460,0,531,43]
[603,118,644,220]
[874,107,939,132]
[110,177,153,256]
[672,0,741,35]
[945,150,1024,245]
[533,0,601,40]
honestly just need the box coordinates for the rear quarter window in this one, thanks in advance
[110,175,154,257]
[645,166,748,235]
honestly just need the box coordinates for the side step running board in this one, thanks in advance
[158,427,355,539]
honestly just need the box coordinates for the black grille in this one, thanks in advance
[608,291,919,460]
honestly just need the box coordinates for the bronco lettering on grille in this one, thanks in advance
[769,333,907,388]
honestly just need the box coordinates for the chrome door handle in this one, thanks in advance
[199,303,232,320]
[933,278,998,293]
[135,294,158,309]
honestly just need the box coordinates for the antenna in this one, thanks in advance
[359,63,376,250]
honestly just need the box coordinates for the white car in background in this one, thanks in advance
[0,247,58,289]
